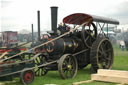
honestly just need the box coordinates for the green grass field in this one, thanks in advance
[2,44,128,85]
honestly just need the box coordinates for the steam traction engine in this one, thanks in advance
[34,7,119,79]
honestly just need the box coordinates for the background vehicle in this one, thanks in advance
[1,31,18,47]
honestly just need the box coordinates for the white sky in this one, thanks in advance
[0,0,128,33]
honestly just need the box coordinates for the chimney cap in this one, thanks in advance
[51,6,58,8]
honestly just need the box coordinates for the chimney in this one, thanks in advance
[31,24,34,44]
[51,6,58,33]
[37,10,40,41]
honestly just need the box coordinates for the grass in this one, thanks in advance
[2,44,128,85]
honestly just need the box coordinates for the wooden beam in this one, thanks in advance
[0,52,8,60]
[116,83,125,85]
[98,69,128,77]
[0,80,16,85]
[91,74,128,84]
[0,82,5,85]
[72,80,93,85]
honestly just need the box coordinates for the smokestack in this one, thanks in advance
[37,10,40,41]
[31,24,34,44]
[51,6,58,33]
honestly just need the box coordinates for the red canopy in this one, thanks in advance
[63,13,119,25]
[63,13,92,25]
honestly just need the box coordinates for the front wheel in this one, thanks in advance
[20,70,35,85]
[58,54,78,79]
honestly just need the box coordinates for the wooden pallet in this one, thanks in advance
[73,69,128,85]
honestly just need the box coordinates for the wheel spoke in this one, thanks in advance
[68,58,72,65]
[100,44,104,52]
[98,49,102,54]
[41,69,44,75]
[104,56,111,61]
[104,41,108,46]
[35,58,40,65]
[65,70,68,77]
[105,49,112,53]
[35,69,39,75]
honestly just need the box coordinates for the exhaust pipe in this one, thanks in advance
[51,6,58,33]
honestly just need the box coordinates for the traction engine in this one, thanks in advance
[33,7,119,79]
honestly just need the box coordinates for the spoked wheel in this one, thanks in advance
[34,53,48,76]
[81,22,97,48]
[20,70,35,85]
[90,37,114,73]
[58,54,78,79]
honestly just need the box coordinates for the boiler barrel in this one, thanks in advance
[45,37,85,55]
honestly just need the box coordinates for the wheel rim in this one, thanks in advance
[24,72,32,82]
[58,54,77,79]
[22,70,34,84]
[34,54,48,76]
[97,39,113,69]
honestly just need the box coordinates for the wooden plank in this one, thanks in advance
[0,82,5,85]
[116,84,125,85]
[72,80,93,85]
[91,74,128,84]
[98,69,128,77]
[0,80,16,85]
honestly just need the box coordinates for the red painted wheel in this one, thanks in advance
[20,70,35,85]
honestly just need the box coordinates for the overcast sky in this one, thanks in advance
[0,0,128,32]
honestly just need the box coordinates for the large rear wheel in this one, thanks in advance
[90,37,114,73]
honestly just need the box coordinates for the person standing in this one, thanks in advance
[124,39,128,51]
[120,40,125,51]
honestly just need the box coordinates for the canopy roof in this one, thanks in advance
[63,13,119,25]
